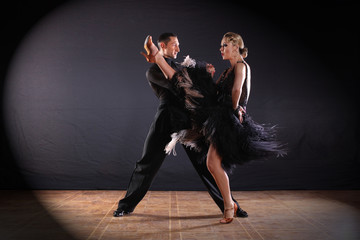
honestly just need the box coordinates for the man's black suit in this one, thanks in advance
[115,57,237,214]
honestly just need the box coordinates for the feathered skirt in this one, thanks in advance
[165,59,286,172]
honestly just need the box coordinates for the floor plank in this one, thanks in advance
[1,190,359,240]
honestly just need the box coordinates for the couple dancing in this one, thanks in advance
[114,32,285,224]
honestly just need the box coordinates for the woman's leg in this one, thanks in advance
[154,53,176,79]
[206,144,234,220]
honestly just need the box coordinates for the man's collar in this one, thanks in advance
[164,57,174,63]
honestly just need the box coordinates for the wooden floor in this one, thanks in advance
[1,190,360,240]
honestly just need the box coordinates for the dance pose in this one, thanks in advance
[113,33,248,218]
[142,32,285,223]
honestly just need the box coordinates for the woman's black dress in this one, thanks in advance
[166,57,286,172]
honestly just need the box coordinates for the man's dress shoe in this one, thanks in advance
[113,210,131,217]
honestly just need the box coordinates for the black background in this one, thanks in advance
[1,0,359,191]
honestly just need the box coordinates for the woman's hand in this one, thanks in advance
[237,110,243,123]
[235,106,246,123]
[206,63,216,78]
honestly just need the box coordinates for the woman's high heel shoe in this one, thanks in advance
[141,35,159,63]
[220,202,238,224]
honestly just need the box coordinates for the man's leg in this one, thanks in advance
[114,118,171,216]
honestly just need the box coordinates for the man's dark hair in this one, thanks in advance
[157,32,177,45]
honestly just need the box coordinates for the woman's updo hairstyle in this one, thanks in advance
[223,32,248,58]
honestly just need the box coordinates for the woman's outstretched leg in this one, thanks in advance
[206,144,236,223]
[141,35,176,79]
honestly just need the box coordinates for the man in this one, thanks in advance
[113,33,247,217]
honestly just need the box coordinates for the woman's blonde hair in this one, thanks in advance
[223,32,248,58]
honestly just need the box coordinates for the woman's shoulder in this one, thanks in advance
[234,61,250,74]
[234,61,246,69]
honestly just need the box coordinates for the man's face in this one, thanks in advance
[162,37,180,59]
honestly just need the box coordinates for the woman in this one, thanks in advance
[142,32,286,224]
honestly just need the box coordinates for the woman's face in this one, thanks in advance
[219,38,238,60]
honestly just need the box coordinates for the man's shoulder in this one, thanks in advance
[147,63,160,73]
[146,63,162,81]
